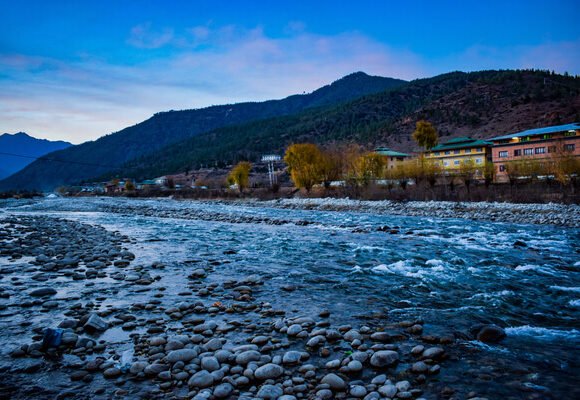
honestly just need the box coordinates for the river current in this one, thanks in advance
[1,197,579,399]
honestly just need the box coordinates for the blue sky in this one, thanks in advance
[1,0,579,143]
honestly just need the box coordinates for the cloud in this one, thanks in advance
[127,23,174,49]
[1,24,578,144]
[437,40,580,74]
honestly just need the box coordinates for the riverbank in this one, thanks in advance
[259,198,580,227]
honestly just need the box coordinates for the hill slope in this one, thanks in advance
[106,70,580,180]
[0,133,71,180]
[0,72,404,191]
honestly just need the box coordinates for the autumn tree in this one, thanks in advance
[351,152,386,186]
[284,143,325,192]
[412,120,439,151]
[124,179,136,191]
[227,161,252,193]
[548,143,579,187]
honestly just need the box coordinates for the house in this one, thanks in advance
[488,122,580,182]
[154,173,195,189]
[374,147,411,170]
[137,180,159,190]
[424,137,492,174]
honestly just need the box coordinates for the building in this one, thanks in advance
[375,147,411,170]
[489,122,580,182]
[425,137,492,174]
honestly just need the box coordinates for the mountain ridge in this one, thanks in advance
[102,69,580,181]
[0,132,71,181]
[0,72,405,191]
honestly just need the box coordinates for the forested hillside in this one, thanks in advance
[0,72,404,191]
[108,70,580,181]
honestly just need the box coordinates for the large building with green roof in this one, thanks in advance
[424,137,492,173]
[374,147,411,170]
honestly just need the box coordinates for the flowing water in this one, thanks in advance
[1,197,579,399]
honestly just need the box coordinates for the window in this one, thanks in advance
[454,160,460,165]
[497,140,510,144]
[498,151,508,158]
[465,148,472,153]
[454,149,460,154]
[542,134,553,140]
[523,148,533,156]
[548,146,556,153]
[564,130,577,137]
[564,143,576,152]
[514,149,522,156]
[444,151,450,155]
[520,136,531,142]
[476,158,482,164]
[535,147,546,154]
[443,161,449,166]
[434,152,440,156]
[476,147,483,152]
[499,165,506,172]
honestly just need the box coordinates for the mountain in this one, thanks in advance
[0,133,71,180]
[0,72,405,191]
[101,69,580,180]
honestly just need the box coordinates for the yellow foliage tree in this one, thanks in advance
[227,161,252,193]
[351,152,386,186]
[412,120,439,151]
[284,143,325,192]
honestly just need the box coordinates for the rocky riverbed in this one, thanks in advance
[0,197,578,400]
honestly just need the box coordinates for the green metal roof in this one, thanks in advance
[430,137,491,151]
[488,122,580,141]
[374,147,409,157]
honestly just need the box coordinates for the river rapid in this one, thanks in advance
[0,197,578,400]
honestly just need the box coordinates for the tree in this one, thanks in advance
[284,143,325,192]
[351,152,386,186]
[457,159,477,195]
[412,120,439,151]
[227,161,252,193]
[124,179,136,191]
[549,143,580,188]
[483,162,495,188]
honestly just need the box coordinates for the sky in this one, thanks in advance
[1,0,579,144]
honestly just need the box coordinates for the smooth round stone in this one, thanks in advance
[166,348,197,363]
[254,363,284,380]
[411,361,429,373]
[235,350,262,365]
[347,360,363,372]
[316,389,333,399]
[287,324,302,336]
[421,347,444,360]
[370,350,399,367]
[378,384,397,398]
[103,367,121,379]
[213,382,234,398]
[350,385,367,397]
[256,384,283,399]
[320,373,347,390]
[282,351,302,365]
[188,370,214,388]
[201,356,220,372]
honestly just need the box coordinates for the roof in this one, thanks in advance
[488,122,580,141]
[374,147,409,157]
[430,137,491,151]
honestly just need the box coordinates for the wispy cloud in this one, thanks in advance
[1,24,578,144]
[126,23,174,49]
